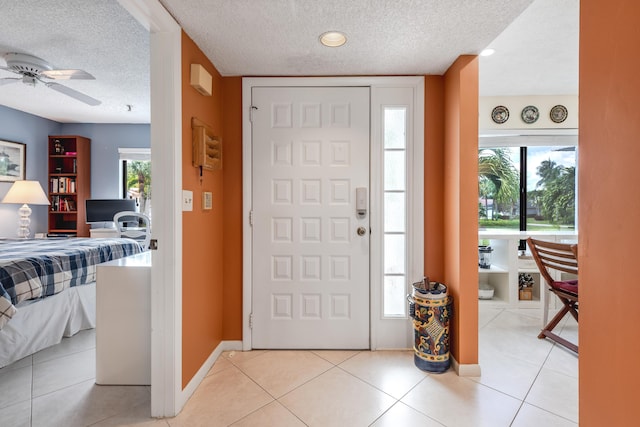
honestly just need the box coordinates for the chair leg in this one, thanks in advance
[538,294,578,354]
[538,305,569,340]
[567,302,578,322]
[540,330,579,354]
[542,286,551,327]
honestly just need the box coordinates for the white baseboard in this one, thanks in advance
[221,340,243,352]
[451,355,482,377]
[177,340,243,411]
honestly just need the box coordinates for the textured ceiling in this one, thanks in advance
[0,0,578,124]
[160,0,534,76]
[0,0,149,124]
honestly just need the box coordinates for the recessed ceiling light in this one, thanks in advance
[320,31,347,47]
[480,48,495,57]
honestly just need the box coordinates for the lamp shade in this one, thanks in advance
[2,180,50,205]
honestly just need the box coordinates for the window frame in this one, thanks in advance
[478,131,578,244]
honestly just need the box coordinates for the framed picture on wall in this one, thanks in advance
[0,139,26,182]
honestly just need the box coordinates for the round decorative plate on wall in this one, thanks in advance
[521,105,539,124]
[550,104,568,123]
[491,105,509,124]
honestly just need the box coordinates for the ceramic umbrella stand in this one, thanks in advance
[408,278,453,373]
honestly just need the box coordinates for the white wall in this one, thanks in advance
[480,95,578,131]
[0,105,150,238]
[0,106,61,237]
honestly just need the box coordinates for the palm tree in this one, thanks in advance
[478,177,495,218]
[478,148,519,218]
[126,160,151,215]
[536,159,561,189]
[540,166,575,225]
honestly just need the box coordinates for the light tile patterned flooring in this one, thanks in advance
[0,307,578,426]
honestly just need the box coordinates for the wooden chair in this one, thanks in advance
[113,211,151,251]
[526,237,579,353]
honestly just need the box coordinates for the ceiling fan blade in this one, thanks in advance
[0,77,21,86]
[41,69,95,80]
[45,82,101,106]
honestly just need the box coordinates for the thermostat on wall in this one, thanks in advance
[203,192,213,210]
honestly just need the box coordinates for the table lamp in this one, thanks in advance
[1,180,50,238]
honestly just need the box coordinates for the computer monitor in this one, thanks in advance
[85,199,136,227]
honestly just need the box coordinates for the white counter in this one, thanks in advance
[479,229,577,241]
[95,251,151,385]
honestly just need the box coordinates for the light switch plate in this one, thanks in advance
[203,192,213,210]
[182,190,193,211]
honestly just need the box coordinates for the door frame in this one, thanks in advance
[242,77,424,350]
[118,0,182,417]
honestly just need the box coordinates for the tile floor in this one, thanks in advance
[0,307,578,426]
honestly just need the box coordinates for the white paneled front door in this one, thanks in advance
[251,86,370,349]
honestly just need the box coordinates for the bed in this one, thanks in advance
[0,237,142,368]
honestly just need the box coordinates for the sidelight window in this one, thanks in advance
[382,107,408,317]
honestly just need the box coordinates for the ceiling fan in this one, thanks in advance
[0,52,101,106]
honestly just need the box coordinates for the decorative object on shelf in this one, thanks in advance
[549,104,568,123]
[479,282,494,300]
[0,139,26,182]
[491,105,509,124]
[519,288,533,300]
[521,105,539,124]
[518,272,535,288]
[518,272,534,300]
[1,180,51,238]
[478,245,494,269]
[54,139,64,154]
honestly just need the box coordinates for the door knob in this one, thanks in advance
[357,226,367,236]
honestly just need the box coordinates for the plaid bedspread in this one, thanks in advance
[0,238,142,330]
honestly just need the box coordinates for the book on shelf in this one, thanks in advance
[49,177,76,194]
[50,196,76,212]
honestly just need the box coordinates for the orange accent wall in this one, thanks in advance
[424,76,445,281]
[579,1,640,424]
[442,56,479,364]
[181,31,225,388]
[221,77,243,340]
[179,60,481,380]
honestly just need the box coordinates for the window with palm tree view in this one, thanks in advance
[479,145,576,232]
[121,159,151,219]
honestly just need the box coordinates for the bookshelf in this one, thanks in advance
[478,230,577,313]
[48,135,91,237]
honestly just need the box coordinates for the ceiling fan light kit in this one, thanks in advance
[0,52,101,106]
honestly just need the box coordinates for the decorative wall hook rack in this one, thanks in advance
[191,117,222,171]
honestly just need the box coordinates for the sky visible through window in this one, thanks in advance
[495,146,576,191]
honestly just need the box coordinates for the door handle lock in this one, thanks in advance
[356,187,367,218]
[357,227,367,236]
